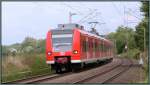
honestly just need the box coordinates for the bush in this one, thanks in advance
[120,48,140,59]
[2,53,52,83]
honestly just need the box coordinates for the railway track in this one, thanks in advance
[5,72,72,84]
[26,72,73,84]
[33,58,123,83]
[5,58,132,84]
[73,58,132,83]
[102,59,132,83]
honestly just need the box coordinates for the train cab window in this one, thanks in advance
[52,37,72,43]
[52,31,73,52]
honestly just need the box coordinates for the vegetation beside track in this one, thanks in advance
[2,38,54,83]
[2,53,53,83]
[107,1,149,83]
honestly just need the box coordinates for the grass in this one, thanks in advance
[2,53,53,83]
[2,67,52,83]
[144,77,148,83]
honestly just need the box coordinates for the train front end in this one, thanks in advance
[46,24,81,73]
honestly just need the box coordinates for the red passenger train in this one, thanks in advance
[46,23,114,73]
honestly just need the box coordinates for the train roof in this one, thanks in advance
[50,23,112,44]
[57,23,84,30]
[79,29,111,42]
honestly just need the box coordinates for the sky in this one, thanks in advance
[2,1,143,45]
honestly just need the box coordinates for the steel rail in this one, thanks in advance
[102,59,132,83]
[73,58,124,83]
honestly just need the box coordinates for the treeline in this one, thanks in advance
[2,37,45,57]
[107,1,149,59]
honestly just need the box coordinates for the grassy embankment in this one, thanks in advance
[2,53,53,83]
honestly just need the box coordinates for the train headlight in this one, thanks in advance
[47,52,52,56]
[73,50,78,54]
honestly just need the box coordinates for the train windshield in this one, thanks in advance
[52,33,72,52]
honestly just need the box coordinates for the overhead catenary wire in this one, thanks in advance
[61,2,98,25]
[78,9,98,23]
[112,2,137,27]
[61,2,107,33]
[98,13,110,32]
[123,2,142,27]
[79,12,100,24]
[61,2,83,15]
[111,2,123,17]
[60,2,140,35]
[126,8,142,20]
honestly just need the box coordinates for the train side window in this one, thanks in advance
[96,42,98,51]
[97,42,99,51]
[90,41,92,49]
[99,44,102,51]
[82,40,88,52]
[103,45,106,52]
[88,41,90,50]
[103,45,105,52]
[86,41,89,52]
[105,45,107,51]
[101,45,103,51]
[95,42,96,51]
[85,41,87,52]
[93,41,95,52]
[95,42,97,51]
[94,43,95,51]
[92,41,94,50]
[99,43,101,51]
[82,41,86,52]
[98,43,99,51]
[106,46,108,52]
[106,45,108,52]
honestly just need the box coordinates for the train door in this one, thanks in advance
[96,40,100,58]
[86,37,89,60]
[81,34,86,60]
[102,40,105,58]
[89,37,92,60]
[93,39,95,59]
[99,40,102,58]
[95,40,97,58]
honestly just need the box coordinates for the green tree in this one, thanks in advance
[135,1,149,51]
[141,1,149,50]
[21,37,37,53]
[135,21,145,51]
[35,39,45,53]
[108,26,136,54]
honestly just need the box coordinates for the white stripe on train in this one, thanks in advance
[46,56,113,64]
